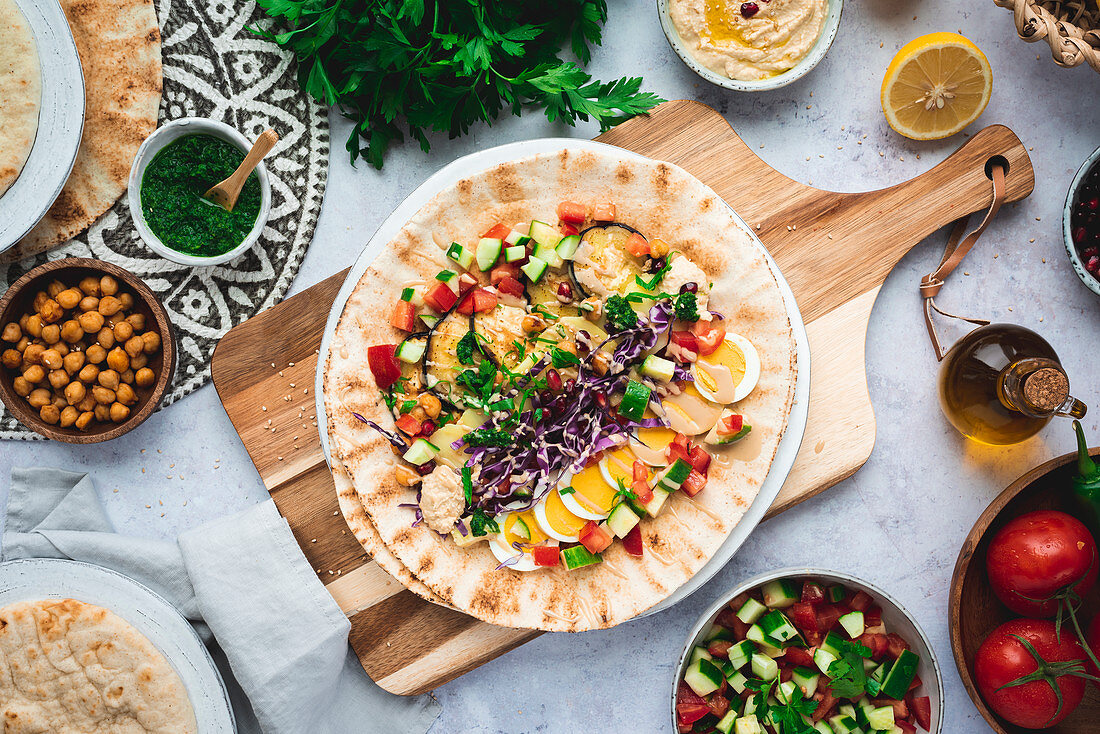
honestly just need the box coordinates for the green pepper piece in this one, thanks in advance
[1072,420,1100,535]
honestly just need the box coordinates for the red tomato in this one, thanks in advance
[975,618,1090,728]
[489,261,522,286]
[457,273,478,294]
[578,521,612,554]
[790,603,819,635]
[677,681,707,707]
[560,223,579,236]
[592,203,616,221]
[707,639,733,658]
[714,607,740,629]
[801,581,825,605]
[394,413,422,436]
[986,510,1098,618]
[622,524,644,556]
[859,632,889,661]
[815,604,842,633]
[669,330,699,360]
[680,470,708,497]
[719,413,744,436]
[676,722,691,734]
[482,223,511,240]
[812,688,837,721]
[706,694,730,719]
[895,721,917,734]
[625,232,650,257]
[865,605,883,628]
[667,433,691,464]
[784,645,816,668]
[676,702,710,726]
[632,461,653,503]
[390,300,417,332]
[688,445,712,474]
[423,281,457,313]
[692,321,727,356]
[531,546,559,567]
[457,288,498,315]
[887,633,911,659]
[495,276,525,299]
[556,201,586,225]
[849,590,873,612]
[909,695,931,730]
[872,697,908,720]
[367,345,401,389]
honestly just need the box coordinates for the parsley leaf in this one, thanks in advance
[635,260,672,291]
[465,427,511,447]
[604,294,638,330]
[825,638,874,699]
[456,331,477,365]
[550,347,580,368]
[746,680,818,734]
[400,399,417,414]
[674,292,699,321]
[469,508,500,537]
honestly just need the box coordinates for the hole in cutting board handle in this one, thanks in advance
[985,155,1010,180]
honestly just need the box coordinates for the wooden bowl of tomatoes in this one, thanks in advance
[951,442,1100,733]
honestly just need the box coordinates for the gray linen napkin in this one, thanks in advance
[2,467,441,734]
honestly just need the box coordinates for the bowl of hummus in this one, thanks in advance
[659,0,842,90]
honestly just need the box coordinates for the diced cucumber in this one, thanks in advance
[734,715,762,734]
[402,438,438,465]
[656,458,692,491]
[792,666,821,698]
[864,657,882,673]
[533,241,565,269]
[690,645,713,665]
[475,237,502,271]
[504,229,531,247]
[746,624,783,657]
[435,269,460,294]
[511,517,531,541]
[606,502,641,538]
[839,611,865,639]
[560,545,601,570]
[395,337,427,364]
[743,695,758,716]
[856,699,874,728]
[839,704,857,719]
[716,710,738,734]
[504,245,526,263]
[717,659,734,678]
[641,487,669,517]
[446,242,475,270]
[727,670,749,694]
[736,597,768,624]
[418,313,440,329]
[821,632,847,658]
[640,354,675,382]
[829,715,859,734]
[529,220,563,248]
[813,648,837,675]
[618,379,651,421]
[776,680,798,704]
[750,653,778,681]
[814,722,836,734]
[759,610,800,643]
[869,661,891,687]
[826,585,847,603]
[879,649,919,699]
[556,234,582,260]
[727,639,755,670]
[705,623,736,642]
[866,707,894,730]
[520,256,548,283]
[684,657,724,697]
[762,578,800,608]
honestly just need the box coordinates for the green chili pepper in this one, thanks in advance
[1072,420,1100,534]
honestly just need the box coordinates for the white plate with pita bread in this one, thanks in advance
[316,139,809,628]
[0,0,85,253]
[0,558,236,732]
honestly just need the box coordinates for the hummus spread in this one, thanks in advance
[670,0,827,81]
[419,467,465,534]
[661,255,711,310]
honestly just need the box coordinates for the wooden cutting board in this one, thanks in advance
[211,100,1034,695]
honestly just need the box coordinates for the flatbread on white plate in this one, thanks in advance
[0,0,41,199]
[325,148,796,631]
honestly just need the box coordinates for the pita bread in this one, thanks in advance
[325,148,796,631]
[0,0,41,198]
[0,598,197,733]
[10,0,161,257]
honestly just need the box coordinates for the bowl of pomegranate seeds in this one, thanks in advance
[1064,144,1100,297]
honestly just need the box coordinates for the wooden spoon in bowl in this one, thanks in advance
[203,128,278,212]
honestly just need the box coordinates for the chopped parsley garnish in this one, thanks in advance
[465,427,511,447]
[533,304,559,320]
[550,347,580,368]
[456,331,478,365]
[634,260,672,291]
[746,680,819,734]
[825,638,875,698]
[674,292,699,321]
[400,399,417,414]
[605,294,638,330]
[469,508,499,537]
[461,466,473,507]
[456,359,498,403]
[614,478,638,504]
[559,486,576,495]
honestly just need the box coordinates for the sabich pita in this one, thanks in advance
[0,0,41,198]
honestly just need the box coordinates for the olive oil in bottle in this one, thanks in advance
[938,323,1087,445]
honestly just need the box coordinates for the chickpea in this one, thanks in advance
[106,347,129,372]
[78,276,100,297]
[125,313,145,331]
[113,320,133,342]
[123,336,144,359]
[62,351,85,374]
[32,291,49,312]
[98,296,123,317]
[12,376,31,397]
[47,370,69,390]
[1,323,20,342]
[27,388,51,409]
[14,336,29,352]
[1,349,21,369]
[97,327,116,349]
[522,314,546,333]
[591,350,610,376]
[99,275,119,296]
[55,288,82,310]
[140,331,161,354]
[130,353,148,370]
[85,344,106,364]
[76,394,96,413]
[650,238,670,258]
[39,404,60,425]
[395,465,422,486]
[40,349,62,370]
[46,280,66,298]
[119,368,134,385]
[64,381,86,405]
[134,367,155,388]
[22,343,44,364]
[78,364,99,383]
[92,386,115,405]
[59,406,78,428]
[78,296,99,313]
[107,402,129,423]
[51,394,67,411]
[54,341,69,357]
[22,364,45,384]
[105,314,121,329]
[38,299,63,324]
[118,293,134,310]
[115,383,137,406]
[75,411,94,431]
[59,320,84,343]
[98,369,120,391]
[94,404,111,422]
[24,314,42,338]
[40,323,60,344]
[77,311,105,333]
[416,393,442,419]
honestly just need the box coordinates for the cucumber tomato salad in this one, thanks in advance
[677,577,933,734]
[362,201,762,572]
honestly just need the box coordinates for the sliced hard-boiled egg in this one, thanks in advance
[659,383,724,436]
[534,487,590,542]
[629,409,676,466]
[488,530,537,572]
[559,461,618,517]
[598,446,646,491]
[692,333,760,405]
[502,510,549,546]
[558,474,609,521]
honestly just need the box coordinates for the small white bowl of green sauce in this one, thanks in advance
[128,118,271,267]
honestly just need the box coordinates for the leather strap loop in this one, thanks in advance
[922,164,1006,360]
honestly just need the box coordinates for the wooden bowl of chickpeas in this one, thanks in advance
[0,258,176,442]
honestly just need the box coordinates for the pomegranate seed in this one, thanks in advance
[416,461,435,476]
[1084,247,1099,259]
[679,282,698,294]
[595,392,609,409]
[1088,256,1100,274]
[419,420,436,436]
[1088,197,1099,210]
[564,378,576,392]
[546,369,562,390]
[1075,227,1088,244]
[556,282,573,302]
[740,1,759,16]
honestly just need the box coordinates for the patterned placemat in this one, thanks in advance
[0,0,329,440]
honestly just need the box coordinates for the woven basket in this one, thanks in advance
[994,0,1100,70]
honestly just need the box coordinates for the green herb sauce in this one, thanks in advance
[140,134,261,257]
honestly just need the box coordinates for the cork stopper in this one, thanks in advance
[1023,368,1070,412]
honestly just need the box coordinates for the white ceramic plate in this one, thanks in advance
[0,558,236,732]
[0,0,85,254]
[315,138,810,618]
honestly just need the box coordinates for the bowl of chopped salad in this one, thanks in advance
[673,569,943,734]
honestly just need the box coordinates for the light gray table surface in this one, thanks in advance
[2,0,1098,731]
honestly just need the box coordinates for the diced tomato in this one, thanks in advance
[687,445,712,475]
[423,281,457,313]
[692,321,727,356]
[910,695,931,730]
[496,276,525,299]
[803,628,823,647]
[625,232,650,257]
[895,721,917,734]
[458,273,478,294]
[394,413,422,436]
[578,521,613,554]
[592,203,616,221]
[706,693,730,719]
[559,223,579,237]
[815,603,842,633]
[680,470,708,497]
[780,665,794,682]
[707,639,733,658]
[908,674,922,691]
[390,300,417,332]
[489,261,522,286]
[873,698,908,720]
[556,201,587,225]
[482,223,510,240]
[790,603,819,635]
[623,525,644,557]
[801,581,825,605]
[716,414,744,437]
[367,345,401,389]
[865,604,883,628]
[728,593,749,611]
[676,721,692,734]
[676,702,710,725]
[632,461,653,504]
[715,607,740,629]
[677,681,707,707]
[784,645,816,668]
[812,688,837,721]
[887,633,910,659]
[531,545,560,567]
[859,632,889,661]
[667,433,691,464]
[457,288,498,315]
[669,330,699,361]
[849,590,873,612]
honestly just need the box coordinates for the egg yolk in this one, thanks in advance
[696,340,747,397]
[543,489,589,535]
[566,463,617,515]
